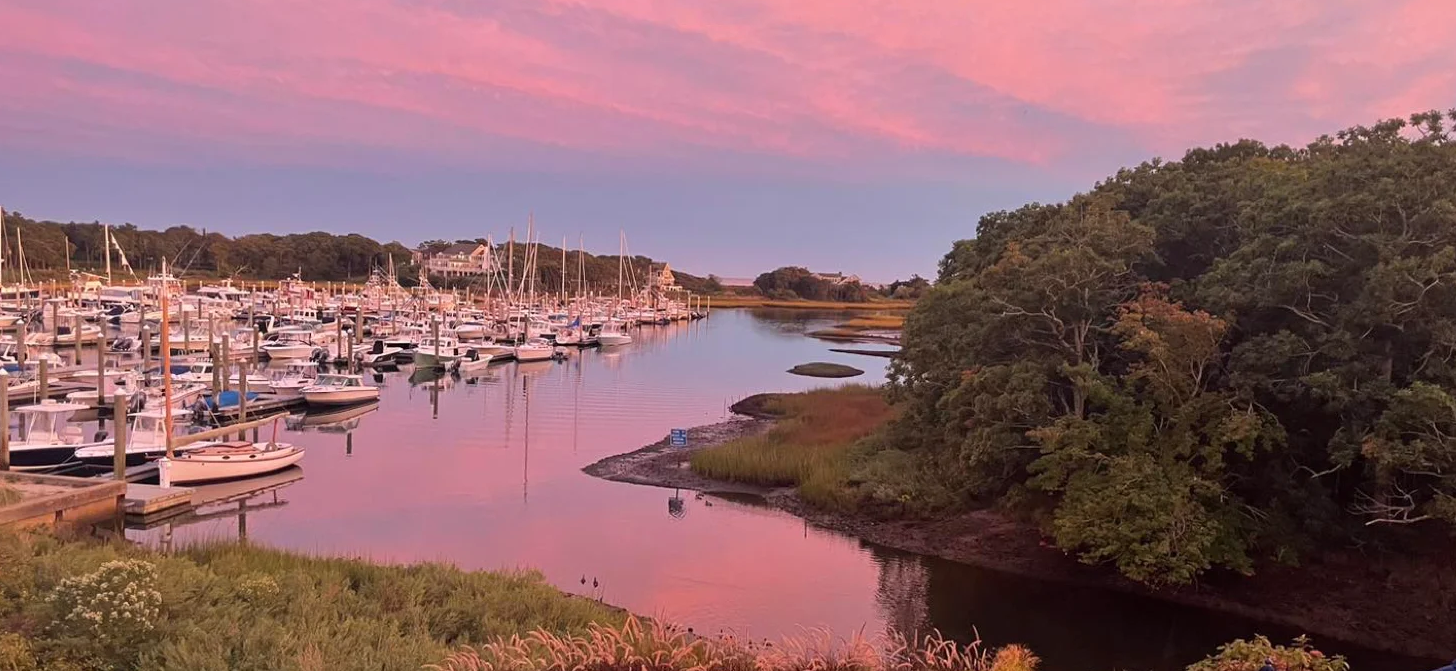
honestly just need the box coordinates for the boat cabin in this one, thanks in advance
[312,374,366,388]
[14,401,90,444]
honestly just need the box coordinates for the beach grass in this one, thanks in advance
[692,386,893,508]
[0,485,22,507]
[0,530,621,670]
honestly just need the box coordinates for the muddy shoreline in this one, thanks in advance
[583,418,1453,664]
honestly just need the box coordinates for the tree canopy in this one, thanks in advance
[753,266,870,301]
[884,110,1456,585]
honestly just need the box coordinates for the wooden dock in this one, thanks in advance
[0,471,125,530]
[124,483,195,517]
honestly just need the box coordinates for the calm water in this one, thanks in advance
[119,309,1426,671]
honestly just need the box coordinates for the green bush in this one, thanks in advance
[1187,636,1348,671]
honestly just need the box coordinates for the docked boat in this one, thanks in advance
[301,373,380,406]
[456,349,493,373]
[259,337,316,360]
[158,441,305,486]
[266,361,318,398]
[513,338,555,362]
[597,322,633,347]
[4,401,104,470]
[355,340,404,367]
[413,336,462,370]
[73,409,204,467]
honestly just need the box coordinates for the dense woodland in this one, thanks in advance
[878,110,1456,586]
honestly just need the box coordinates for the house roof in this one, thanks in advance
[438,243,483,256]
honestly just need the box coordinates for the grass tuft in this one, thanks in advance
[693,386,893,508]
[435,614,1035,671]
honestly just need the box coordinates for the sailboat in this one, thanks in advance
[155,275,304,486]
[599,231,634,347]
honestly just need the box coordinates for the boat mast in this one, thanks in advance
[162,274,174,458]
[104,222,112,285]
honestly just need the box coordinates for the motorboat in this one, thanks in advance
[355,340,404,367]
[73,409,207,467]
[301,373,380,406]
[158,440,305,486]
[513,338,556,362]
[467,341,516,360]
[259,337,316,360]
[413,336,462,370]
[597,321,633,347]
[456,349,493,373]
[266,361,318,398]
[25,323,103,347]
[4,401,104,470]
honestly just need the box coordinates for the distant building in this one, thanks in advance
[649,263,682,292]
[719,277,755,288]
[812,271,861,285]
[419,243,494,277]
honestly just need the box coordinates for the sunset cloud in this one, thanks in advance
[2,0,1450,174]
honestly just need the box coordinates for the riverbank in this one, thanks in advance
[583,412,1453,666]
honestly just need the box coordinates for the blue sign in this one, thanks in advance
[669,429,688,447]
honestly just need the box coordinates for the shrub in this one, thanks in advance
[1187,636,1349,671]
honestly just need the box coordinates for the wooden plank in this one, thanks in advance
[123,484,195,516]
[0,477,125,526]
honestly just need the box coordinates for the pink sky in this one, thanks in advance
[0,0,1452,279]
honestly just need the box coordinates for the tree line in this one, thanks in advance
[878,110,1456,585]
[0,213,703,290]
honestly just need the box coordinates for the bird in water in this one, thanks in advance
[580,575,586,585]
[592,577,599,589]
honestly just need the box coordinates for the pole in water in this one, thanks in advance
[0,369,10,471]
[38,358,48,402]
[72,313,82,365]
[113,390,129,482]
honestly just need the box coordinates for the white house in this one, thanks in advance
[421,243,494,277]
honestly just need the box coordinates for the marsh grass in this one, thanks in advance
[0,531,621,671]
[836,314,907,330]
[434,615,1039,671]
[692,386,893,508]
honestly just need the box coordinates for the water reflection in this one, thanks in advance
[117,310,1416,671]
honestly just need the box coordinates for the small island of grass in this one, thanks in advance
[787,362,864,378]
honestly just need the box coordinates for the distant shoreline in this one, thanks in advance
[705,296,914,310]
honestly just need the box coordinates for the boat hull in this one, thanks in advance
[158,445,304,485]
[261,344,315,359]
[301,388,381,406]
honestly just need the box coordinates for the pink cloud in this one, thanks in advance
[0,0,1452,171]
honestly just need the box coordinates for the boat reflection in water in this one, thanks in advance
[130,466,304,549]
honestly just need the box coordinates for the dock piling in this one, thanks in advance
[0,370,9,471]
[113,391,128,482]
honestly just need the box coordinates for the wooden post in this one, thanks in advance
[211,340,222,397]
[251,328,260,367]
[141,326,152,377]
[183,309,191,355]
[96,328,106,404]
[38,358,48,402]
[49,301,58,346]
[72,313,83,365]
[335,314,343,361]
[0,369,9,471]
[112,390,128,481]
[237,373,248,440]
